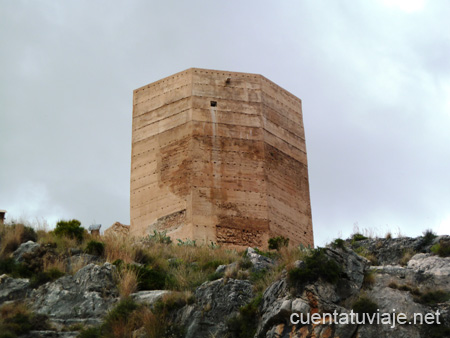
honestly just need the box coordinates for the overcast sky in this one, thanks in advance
[1,0,449,246]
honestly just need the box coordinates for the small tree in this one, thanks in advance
[54,219,85,242]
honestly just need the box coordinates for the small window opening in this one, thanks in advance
[210,101,217,107]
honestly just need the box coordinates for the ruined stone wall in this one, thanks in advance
[130,68,313,248]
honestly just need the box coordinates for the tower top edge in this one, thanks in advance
[132,68,301,102]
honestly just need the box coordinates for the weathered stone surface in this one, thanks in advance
[104,221,130,237]
[130,68,313,250]
[0,274,30,302]
[407,253,450,276]
[31,263,118,326]
[12,240,40,262]
[131,290,171,306]
[247,247,275,272]
[176,278,254,338]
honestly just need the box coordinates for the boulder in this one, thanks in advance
[12,240,41,262]
[246,247,274,272]
[31,263,118,326]
[0,274,31,302]
[176,278,254,338]
[407,253,450,277]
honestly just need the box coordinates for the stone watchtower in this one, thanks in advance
[130,68,313,248]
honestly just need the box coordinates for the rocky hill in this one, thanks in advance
[0,222,449,338]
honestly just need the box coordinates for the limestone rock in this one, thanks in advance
[176,278,254,338]
[131,290,171,306]
[407,253,450,276]
[246,247,274,272]
[31,263,118,326]
[0,274,30,302]
[12,240,41,262]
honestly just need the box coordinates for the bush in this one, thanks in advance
[331,238,346,250]
[268,236,289,251]
[84,240,105,256]
[288,248,342,285]
[30,268,65,288]
[352,296,378,315]
[227,294,262,338]
[54,219,85,242]
[0,258,32,279]
[430,241,450,257]
[124,264,169,290]
[422,229,437,246]
[351,233,368,242]
[133,248,152,265]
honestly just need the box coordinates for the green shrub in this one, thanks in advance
[84,240,105,256]
[352,296,378,315]
[0,258,32,278]
[20,226,38,244]
[104,297,138,327]
[54,219,85,242]
[288,248,342,285]
[227,294,262,338]
[134,248,152,265]
[331,238,346,250]
[431,241,450,257]
[351,233,368,242]
[127,264,168,290]
[422,229,437,246]
[268,236,289,251]
[148,230,172,244]
[30,268,65,288]
[422,323,450,338]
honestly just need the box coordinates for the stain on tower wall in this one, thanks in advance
[130,68,313,249]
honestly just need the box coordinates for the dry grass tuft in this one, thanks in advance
[118,268,139,298]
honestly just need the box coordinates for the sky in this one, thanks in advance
[1,0,449,246]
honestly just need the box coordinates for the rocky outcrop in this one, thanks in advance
[1,236,449,337]
[176,278,254,338]
[0,274,31,302]
[12,240,41,262]
[31,262,119,326]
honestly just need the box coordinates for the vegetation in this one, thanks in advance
[288,248,342,285]
[351,233,368,243]
[431,240,450,257]
[422,229,437,246]
[416,290,450,305]
[268,236,289,251]
[84,240,105,256]
[0,302,51,338]
[352,296,378,315]
[228,294,263,338]
[54,219,85,243]
[148,230,172,245]
[331,238,346,250]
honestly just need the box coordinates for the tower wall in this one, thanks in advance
[130,68,313,248]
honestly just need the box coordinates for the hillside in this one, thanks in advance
[0,221,449,337]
